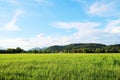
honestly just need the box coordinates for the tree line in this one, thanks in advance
[0,47,25,53]
[43,43,120,53]
[0,43,120,53]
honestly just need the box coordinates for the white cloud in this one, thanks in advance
[0,33,72,50]
[35,33,71,48]
[0,9,24,31]
[0,29,120,50]
[0,38,28,49]
[51,22,104,44]
[87,1,114,16]
[74,0,120,17]
[104,19,120,33]
[52,22,100,29]
[52,22,101,37]
[51,21,120,45]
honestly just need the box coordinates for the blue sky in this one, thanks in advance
[0,0,120,49]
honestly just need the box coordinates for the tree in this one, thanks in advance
[6,48,16,53]
[16,47,24,53]
[95,48,101,53]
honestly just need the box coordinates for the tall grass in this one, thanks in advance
[0,54,120,80]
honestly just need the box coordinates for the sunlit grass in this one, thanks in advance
[0,53,120,80]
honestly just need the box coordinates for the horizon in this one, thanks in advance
[0,0,120,50]
[1,42,120,50]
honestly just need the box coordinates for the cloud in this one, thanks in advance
[0,38,30,49]
[0,33,72,50]
[86,0,120,17]
[51,21,104,44]
[74,0,120,17]
[52,22,101,37]
[0,27,120,50]
[0,9,24,31]
[104,19,120,33]
[87,1,114,16]
[35,33,71,47]
[52,22,100,29]
[51,21,120,45]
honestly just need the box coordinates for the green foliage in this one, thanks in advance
[44,43,120,53]
[0,54,120,80]
[0,43,120,53]
[0,47,24,53]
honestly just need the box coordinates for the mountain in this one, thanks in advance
[44,43,120,53]
[0,43,120,53]
[44,43,106,53]
[46,45,64,52]
[109,44,120,47]
[64,43,106,49]
[41,47,47,50]
[29,47,41,51]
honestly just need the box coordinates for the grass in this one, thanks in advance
[0,53,120,80]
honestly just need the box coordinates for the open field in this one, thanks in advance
[0,53,120,80]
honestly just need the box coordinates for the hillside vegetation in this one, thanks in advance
[0,43,120,53]
[42,43,120,53]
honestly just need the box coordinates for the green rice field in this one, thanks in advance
[0,53,120,80]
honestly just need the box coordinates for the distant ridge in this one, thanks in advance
[29,47,41,51]
[44,43,120,53]
[29,47,47,52]
[0,43,120,53]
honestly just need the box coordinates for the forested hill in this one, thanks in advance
[0,43,120,53]
[44,43,120,53]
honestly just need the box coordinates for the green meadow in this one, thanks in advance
[0,54,120,80]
